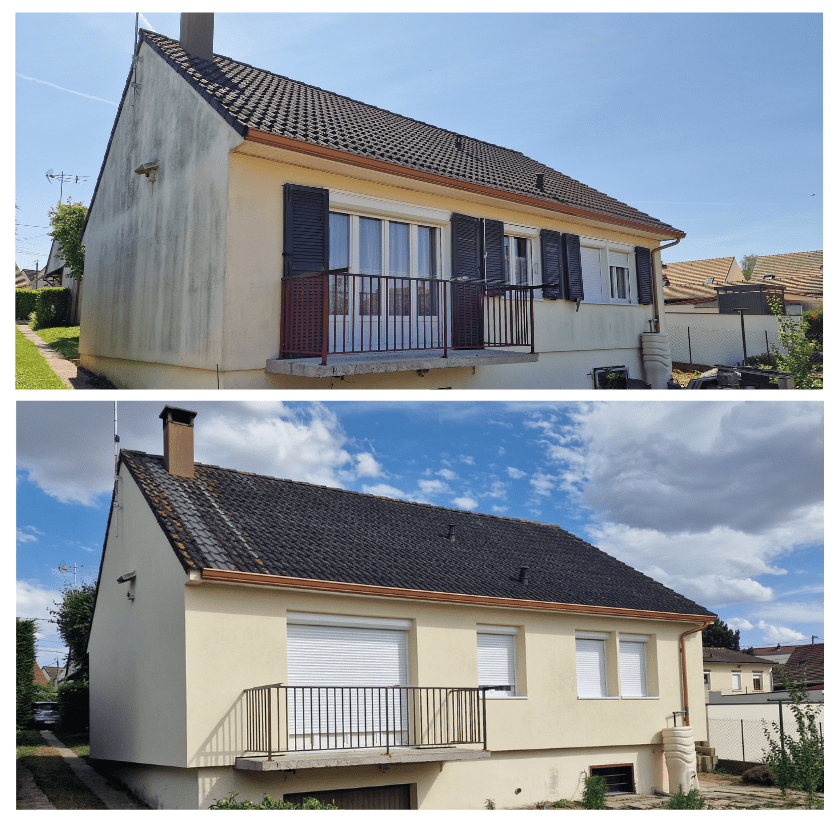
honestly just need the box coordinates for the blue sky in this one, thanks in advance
[17,400,823,666]
[15,11,822,274]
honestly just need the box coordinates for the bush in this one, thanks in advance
[742,765,776,786]
[802,310,822,342]
[16,619,37,728]
[582,774,607,810]
[210,792,338,809]
[665,784,705,809]
[57,682,89,732]
[16,288,38,320]
[32,287,72,329]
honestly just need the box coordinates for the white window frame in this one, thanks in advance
[575,631,611,699]
[502,222,542,300]
[618,633,649,698]
[477,625,518,698]
[579,236,639,305]
[704,671,711,687]
[732,671,742,690]
[752,672,763,691]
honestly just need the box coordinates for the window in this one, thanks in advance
[477,627,517,697]
[752,672,763,691]
[593,366,628,389]
[575,633,608,698]
[609,250,631,302]
[704,671,711,688]
[580,238,641,304]
[619,635,648,697]
[705,277,715,285]
[591,765,635,795]
[732,671,742,690]
[504,235,530,286]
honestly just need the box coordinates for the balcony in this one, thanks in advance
[265,272,539,378]
[235,684,492,771]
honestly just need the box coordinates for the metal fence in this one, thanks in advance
[708,717,825,763]
[669,326,781,368]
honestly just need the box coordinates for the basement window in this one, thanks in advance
[590,764,635,795]
[593,366,628,389]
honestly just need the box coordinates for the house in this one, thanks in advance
[43,238,82,323]
[32,661,49,687]
[662,257,744,310]
[772,643,823,692]
[733,251,823,313]
[87,406,716,809]
[15,263,33,289]
[701,648,775,696]
[79,14,686,390]
[42,665,68,685]
[751,643,800,665]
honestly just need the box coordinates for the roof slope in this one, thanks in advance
[120,450,713,618]
[737,251,823,298]
[138,30,681,236]
[702,647,775,666]
[662,257,738,303]
[773,643,824,688]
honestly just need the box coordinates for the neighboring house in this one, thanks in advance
[702,648,775,697]
[662,257,744,309]
[32,661,49,686]
[15,263,32,289]
[772,643,824,691]
[87,406,716,810]
[42,665,68,684]
[43,238,82,323]
[734,251,823,312]
[751,643,799,665]
[80,14,685,390]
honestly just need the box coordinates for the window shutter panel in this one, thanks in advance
[482,219,505,285]
[575,638,607,698]
[283,184,329,279]
[477,633,516,696]
[540,229,564,300]
[563,233,584,301]
[635,246,653,305]
[619,641,647,697]
[450,213,484,348]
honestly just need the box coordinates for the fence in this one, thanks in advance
[708,717,824,764]
[669,325,781,368]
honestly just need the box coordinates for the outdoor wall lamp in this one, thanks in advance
[134,160,159,183]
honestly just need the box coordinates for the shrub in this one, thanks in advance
[32,287,72,329]
[802,310,822,342]
[767,297,822,388]
[742,765,776,786]
[16,619,37,728]
[57,682,89,732]
[665,785,705,809]
[210,792,337,809]
[16,288,38,320]
[582,774,607,810]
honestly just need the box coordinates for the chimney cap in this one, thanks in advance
[159,406,198,426]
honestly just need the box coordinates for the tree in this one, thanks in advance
[767,297,822,389]
[47,200,88,281]
[17,618,37,728]
[49,583,96,681]
[702,618,740,650]
[739,253,758,279]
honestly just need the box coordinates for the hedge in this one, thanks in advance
[15,289,38,320]
[16,287,72,327]
[16,619,37,728]
[57,682,89,732]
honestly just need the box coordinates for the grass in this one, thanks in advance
[15,328,67,389]
[16,728,106,809]
[33,325,80,360]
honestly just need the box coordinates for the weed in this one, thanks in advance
[484,798,496,810]
[665,784,705,809]
[582,775,607,810]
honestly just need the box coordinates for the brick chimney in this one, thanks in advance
[179,13,214,61]
[159,406,197,478]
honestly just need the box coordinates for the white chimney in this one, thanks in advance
[179,13,214,61]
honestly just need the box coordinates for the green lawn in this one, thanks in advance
[34,325,80,360]
[15,328,67,390]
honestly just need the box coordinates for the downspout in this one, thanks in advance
[650,238,682,332]
[679,619,713,726]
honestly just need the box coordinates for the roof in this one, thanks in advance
[119,449,714,619]
[128,30,681,237]
[752,644,800,655]
[737,251,823,298]
[662,257,739,303]
[702,647,776,666]
[32,662,49,686]
[42,666,65,681]
[773,643,824,688]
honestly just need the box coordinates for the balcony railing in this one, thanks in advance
[243,684,489,759]
[281,271,536,364]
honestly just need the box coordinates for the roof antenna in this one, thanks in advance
[114,400,120,476]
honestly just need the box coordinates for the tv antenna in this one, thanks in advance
[57,562,94,587]
[45,169,90,204]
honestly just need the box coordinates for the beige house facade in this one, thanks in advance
[702,648,775,697]
[80,18,684,390]
[87,407,715,810]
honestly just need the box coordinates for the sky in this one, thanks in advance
[14,11,822,274]
[16,400,824,667]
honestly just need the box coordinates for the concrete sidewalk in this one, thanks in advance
[16,323,100,389]
[39,730,143,809]
[16,762,56,810]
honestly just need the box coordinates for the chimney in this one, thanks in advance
[447,525,456,542]
[518,567,530,584]
[159,406,198,478]
[180,13,214,61]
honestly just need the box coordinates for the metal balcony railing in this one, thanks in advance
[280,271,536,364]
[243,684,489,759]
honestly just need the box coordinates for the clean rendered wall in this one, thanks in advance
[705,663,775,695]
[87,464,190,767]
[79,40,244,381]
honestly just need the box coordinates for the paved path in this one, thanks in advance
[16,323,99,389]
[16,761,56,810]
[38,730,142,809]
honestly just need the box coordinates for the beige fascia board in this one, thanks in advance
[198,567,713,625]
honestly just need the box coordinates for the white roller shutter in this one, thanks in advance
[619,640,648,697]
[581,246,603,303]
[575,638,607,698]
[477,633,516,697]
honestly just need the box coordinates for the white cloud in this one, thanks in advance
[484,481,507,499]
[458,455,476,465]
[453,496,479,510]
[16,580,62,624]
[362,483,409,500]
[506,467,527,479]
[17,526,43,543]
[354,452,382,477]
[418,479,450,496]
[498,446,505,456]
[728,618,807,644]
[437,468,457,481]
[530,472,558,497]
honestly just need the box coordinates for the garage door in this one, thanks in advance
[284,784,412,810]
[286,615,409,750]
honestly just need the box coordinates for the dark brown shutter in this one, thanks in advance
[635,246,653,305]
[541,229,563,300]
[482,218,505,285]
[450,213,483,348]
[282,184,329,357]
[563,234,584,301]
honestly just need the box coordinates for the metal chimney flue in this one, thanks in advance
[518,567,530,584]
[447,524,456,542]
[180,13,214,61]
[160,406,198,478]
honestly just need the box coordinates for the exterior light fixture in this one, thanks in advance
[134,160,160,182]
